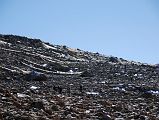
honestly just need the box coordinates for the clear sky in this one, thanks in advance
[0,0,159,64]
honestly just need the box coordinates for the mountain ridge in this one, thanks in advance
[0,34,152,65]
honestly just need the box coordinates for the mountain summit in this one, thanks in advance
[0,34,159,119]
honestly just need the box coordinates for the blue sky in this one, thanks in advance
[0,0,159,64]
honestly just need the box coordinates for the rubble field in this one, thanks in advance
[0,34,159,120]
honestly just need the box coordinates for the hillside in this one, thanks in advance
[0,34,159,120]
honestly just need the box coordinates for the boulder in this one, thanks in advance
[25,71,47,81]
[30,101,45,110]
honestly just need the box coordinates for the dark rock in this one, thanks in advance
[133,114,140,119]
[48,62,69,72]
[80,70,93,77]
[109,56,118,63]
[25,71,47,81]
[102,114,112,120]
[141,92,153,99]
[51,105,59,111]
[30,101,45,110]
[140,115,146,120]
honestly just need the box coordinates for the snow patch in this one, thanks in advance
[17,93,30,98]
[30,86,39,90]
[43,43,57,50]
[86,92,99,95]
[0,40,11,45]
[148,90,159,94]
[113,87,126,92]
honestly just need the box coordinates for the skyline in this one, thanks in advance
[0,0,159,64]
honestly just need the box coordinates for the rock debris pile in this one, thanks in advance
[0,34,159,120]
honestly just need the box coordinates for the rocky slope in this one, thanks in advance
[0,34,159,120]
